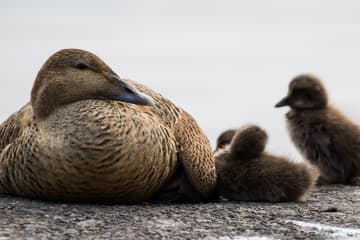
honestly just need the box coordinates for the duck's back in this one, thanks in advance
[0,104,33,155]
[125,79,182,127]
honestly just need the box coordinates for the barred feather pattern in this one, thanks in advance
[0,99,177,203]
[0,80,216,202]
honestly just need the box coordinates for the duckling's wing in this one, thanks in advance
[174,109,217,201]
[0,104,32,155]
[311,126,346,182]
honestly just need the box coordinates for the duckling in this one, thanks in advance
[215,129,236,151]
[214,125,319,202]
[0,49,217,203]
[275,74,360,185]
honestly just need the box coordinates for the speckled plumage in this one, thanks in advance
[0,49,216,203]
[125,80,218,202]
[214,125,319,202]
[276,74,360,185]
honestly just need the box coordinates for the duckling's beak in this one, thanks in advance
[275,97,289,108]
[106,73,154,106]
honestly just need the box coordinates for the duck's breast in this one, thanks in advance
[3,100,178,203]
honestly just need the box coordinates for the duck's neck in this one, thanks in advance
[31,93,57,120]
[31,78,64,120]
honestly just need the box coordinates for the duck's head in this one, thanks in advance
[215,129,236,151]
[230,125,268,159]
[275,74,328,110]
[31,49,153,119]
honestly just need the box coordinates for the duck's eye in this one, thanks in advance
[76,62,89,70]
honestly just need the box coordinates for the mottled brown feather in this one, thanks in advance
[125,79,217,200]
[0,49,217,203]
[173,110,217,198]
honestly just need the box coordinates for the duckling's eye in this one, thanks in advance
[75,62,89,70]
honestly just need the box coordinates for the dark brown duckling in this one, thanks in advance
[215,125,319,202]
[215,129,236,151]
[275,74,360,185]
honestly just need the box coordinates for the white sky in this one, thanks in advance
[1,0,360,160]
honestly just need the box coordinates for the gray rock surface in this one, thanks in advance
[0,185,359,240]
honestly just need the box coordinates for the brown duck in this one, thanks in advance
[276,74,360,185]
[0,49,217,203]
[214,125,319,202]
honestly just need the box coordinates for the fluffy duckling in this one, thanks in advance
[215,125,319,202]
[215,129,236,151]
[276,74,360,185]
[0,49,217,203]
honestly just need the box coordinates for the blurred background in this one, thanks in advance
[1,0,360,160]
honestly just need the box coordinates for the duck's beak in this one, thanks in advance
[106,73,154,106]
[275,97,289,108]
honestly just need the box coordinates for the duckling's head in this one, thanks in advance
[230,125,268,159]
[215,129,236,151]
[275,74,328,110]
[31,49,153,119]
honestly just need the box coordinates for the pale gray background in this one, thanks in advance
[1,0,360,161]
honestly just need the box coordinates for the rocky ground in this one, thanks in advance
[0,185,359,240]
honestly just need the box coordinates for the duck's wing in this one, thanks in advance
[125,79,217,201]
[174,109,217,201]
[0,104,32,155]
[310,123,353,183]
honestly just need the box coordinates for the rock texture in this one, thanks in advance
[0,185,359,240]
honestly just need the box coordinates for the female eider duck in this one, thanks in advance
[0,49,217,203]
[276,74,360,185]
[214,125,319,202]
